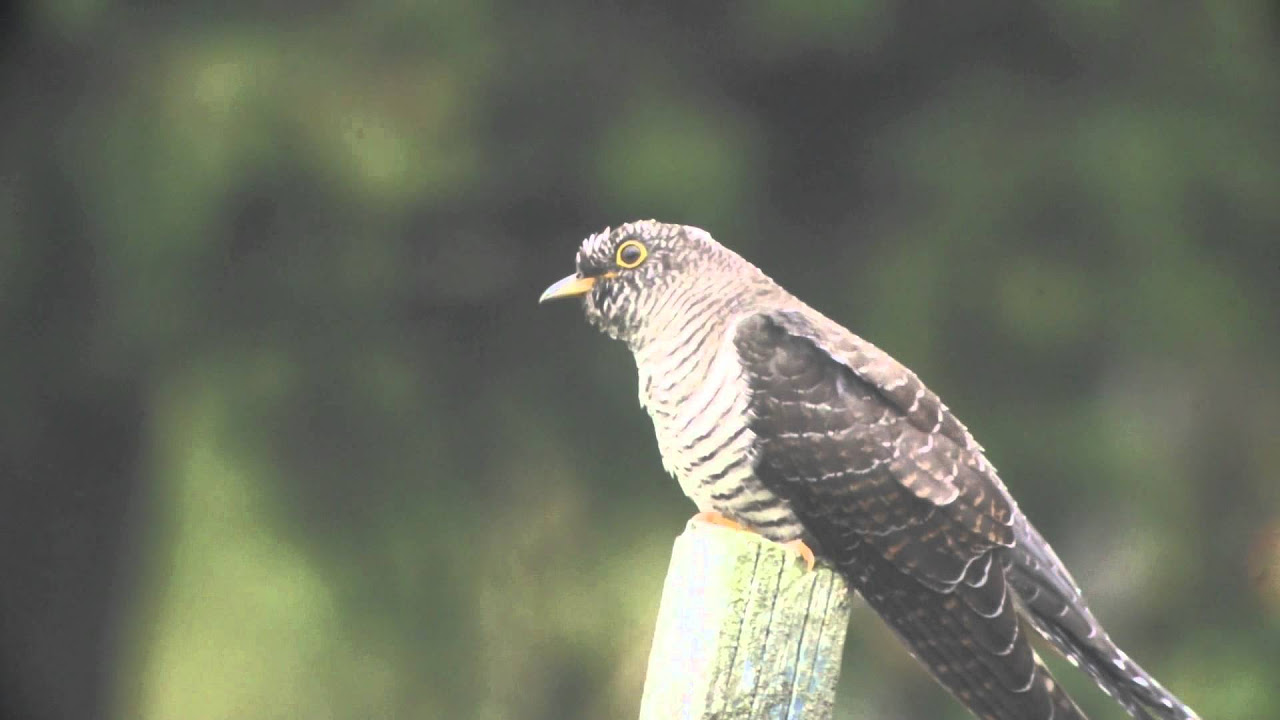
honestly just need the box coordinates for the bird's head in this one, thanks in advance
[540,220,756,344]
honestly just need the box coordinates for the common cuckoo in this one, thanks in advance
[540,221,1198,720]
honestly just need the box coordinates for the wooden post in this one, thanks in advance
[638,518,853,720]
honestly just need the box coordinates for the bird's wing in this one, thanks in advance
[733,308,1019,590]
[733,309,1087,720]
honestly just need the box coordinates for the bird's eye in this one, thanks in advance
[616,240,648,269]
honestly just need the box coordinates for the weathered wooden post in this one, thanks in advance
[638,517,853,720]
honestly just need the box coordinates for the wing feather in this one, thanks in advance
[733,310,1017,589]
[733,310,1085,720]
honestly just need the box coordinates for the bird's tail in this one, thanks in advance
[842,541,1087,720]
[1008,520,1200,720]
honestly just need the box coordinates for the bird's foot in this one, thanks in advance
[690,511,816,572]
[690,510,746,531]
[782,539,816,572]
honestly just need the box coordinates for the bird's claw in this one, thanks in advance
[783,538,816,572]
[691,512,816,572]
[690,510,746,531]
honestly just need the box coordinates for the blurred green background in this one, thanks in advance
[2,2,1278,719]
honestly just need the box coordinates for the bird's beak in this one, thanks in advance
[539,274,598,303]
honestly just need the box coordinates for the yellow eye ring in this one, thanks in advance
[616,240,648,269]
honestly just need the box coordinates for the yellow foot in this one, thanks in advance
[783,539,817,572]
[690,511,816,572]
[690,510,746,531]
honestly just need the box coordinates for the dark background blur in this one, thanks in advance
[2,2,1278,719]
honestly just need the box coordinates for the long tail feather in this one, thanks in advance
[1008,520,1199,720]
[841,540,1086,720]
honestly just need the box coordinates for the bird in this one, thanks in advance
[539,220,1200,720]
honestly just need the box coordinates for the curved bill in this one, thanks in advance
[539,274,596,303]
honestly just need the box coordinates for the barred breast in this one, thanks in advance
[631,285,805,543]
